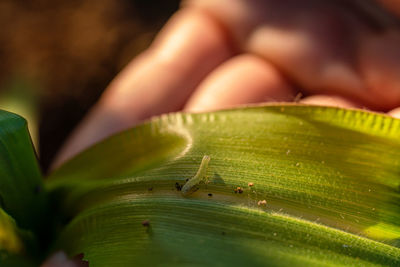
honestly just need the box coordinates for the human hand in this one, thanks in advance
[52,0,400,168]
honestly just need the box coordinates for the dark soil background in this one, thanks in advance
[0,0,180,172]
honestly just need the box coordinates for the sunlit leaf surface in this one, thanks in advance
[48,104,400,266]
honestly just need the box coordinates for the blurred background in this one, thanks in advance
[0,0,180,172]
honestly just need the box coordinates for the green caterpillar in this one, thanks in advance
[182,155,210,196]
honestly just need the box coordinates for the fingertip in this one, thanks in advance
[300,95,361,109]
[388,107,400,119]
[184,54,296,112]
[359,31,400,110]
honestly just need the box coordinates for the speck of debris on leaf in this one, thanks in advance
[293,92,303,102]
[234,187,243,194]
[257,200,267,206]
[142,220,150,227]
[175,182,182,191]
[148,187,153,191]
[208,193,213,197]
[248,182,254,187]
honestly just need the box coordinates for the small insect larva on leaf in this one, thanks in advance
[182,155,211,196]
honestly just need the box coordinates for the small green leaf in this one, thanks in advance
[0,208,37,266]
[0,110,47,265]
[0,110,45,232]
[0,208,25,257]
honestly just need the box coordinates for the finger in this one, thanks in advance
[388,107,400,119]
[185,0,367,99]
[184,54,296,112]
[52,8,234,168]
[300,95,362,109]
[359,31,400,110]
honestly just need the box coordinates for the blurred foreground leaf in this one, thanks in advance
[47,104,400,266]
[0,110,45,265]
[0,110,45,231]
[0,208,36,267]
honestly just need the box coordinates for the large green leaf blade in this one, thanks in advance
[54,197,400,266]
[48,104,400,266]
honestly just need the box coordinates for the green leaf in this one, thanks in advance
[0,208,36,266]
[0,110,46,265]
[0,208,27,258]
[47,104,400,266]
[0,110,45,232]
